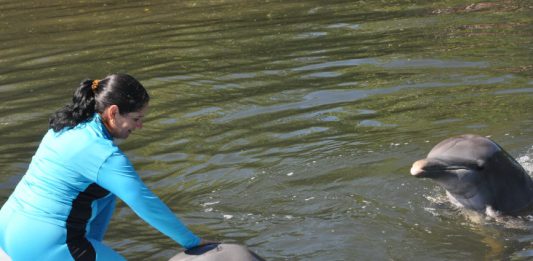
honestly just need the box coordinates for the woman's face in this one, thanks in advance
[104,104,148,139]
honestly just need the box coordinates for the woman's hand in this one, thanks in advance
[198,239,219,247]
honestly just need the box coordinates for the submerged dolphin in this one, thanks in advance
[411,134,533,216]
[170,243,265,261]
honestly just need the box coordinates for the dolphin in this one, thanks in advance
[169,243,265,261]
[410,134,533,216]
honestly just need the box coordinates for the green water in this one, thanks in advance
[1,0,532,260]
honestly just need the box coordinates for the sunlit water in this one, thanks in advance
[1,1,532,260]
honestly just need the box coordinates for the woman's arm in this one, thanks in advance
[87,195,116,241]
[96,152,201,249]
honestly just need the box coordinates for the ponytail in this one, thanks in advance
[49,79,97,132]
[49,74,149,132]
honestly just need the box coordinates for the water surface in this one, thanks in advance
[1,0,533,260]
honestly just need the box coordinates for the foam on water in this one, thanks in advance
[517,152,533,176]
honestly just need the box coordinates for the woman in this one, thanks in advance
[0,74,208,260]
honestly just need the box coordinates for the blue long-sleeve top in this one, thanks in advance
[2,114,200,249]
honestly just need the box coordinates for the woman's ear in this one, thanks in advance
[103,105,120,126]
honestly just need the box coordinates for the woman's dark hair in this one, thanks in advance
[49,73,150,132]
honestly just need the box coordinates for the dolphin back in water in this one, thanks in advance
[411,134,533,215]
[169,243,265,261]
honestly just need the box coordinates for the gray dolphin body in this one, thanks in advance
[169,244,264,261]
[411,134,533,215]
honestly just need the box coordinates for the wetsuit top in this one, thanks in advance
[2,114,200,249]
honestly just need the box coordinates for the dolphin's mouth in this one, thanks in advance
[410,159,472,178]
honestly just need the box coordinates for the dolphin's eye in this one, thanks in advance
[475,160,485,170]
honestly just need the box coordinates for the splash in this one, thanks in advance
[517,153,533,175]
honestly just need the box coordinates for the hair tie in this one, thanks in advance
[91,80,100,92]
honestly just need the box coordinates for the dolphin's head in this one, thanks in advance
[410,135,500,211]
